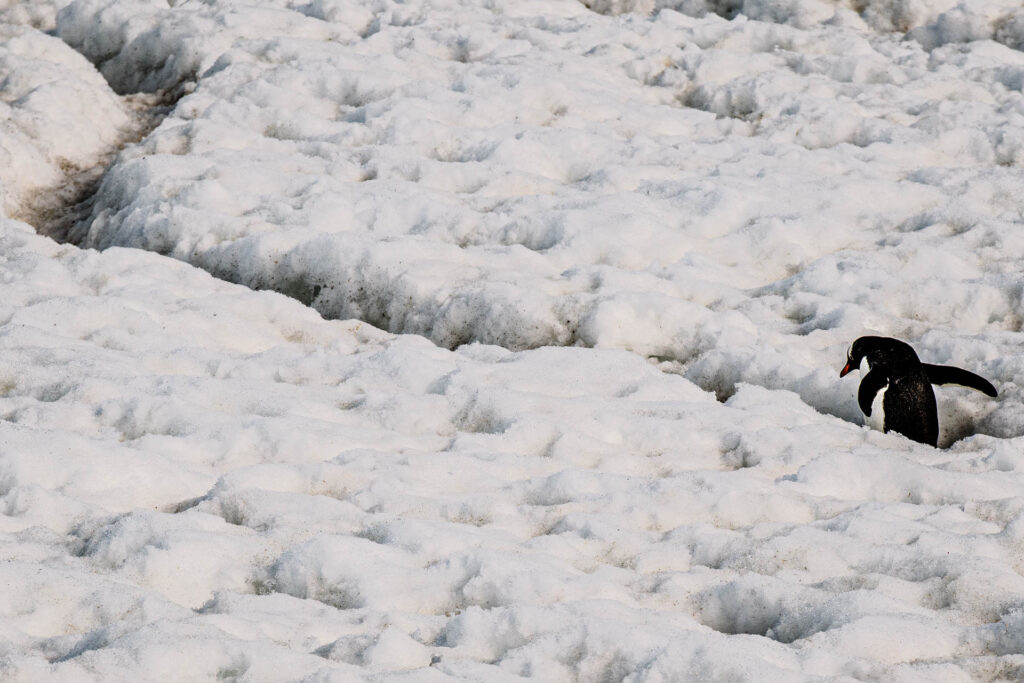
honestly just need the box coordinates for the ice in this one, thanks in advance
[2,0,1024,679]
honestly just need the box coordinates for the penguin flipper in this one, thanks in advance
[922,363,997,397]
[858,369,888,416]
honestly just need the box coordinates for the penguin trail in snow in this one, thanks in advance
[839,336,997,447]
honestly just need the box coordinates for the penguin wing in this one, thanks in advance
[922,363,997,397]
[858,369,888,416]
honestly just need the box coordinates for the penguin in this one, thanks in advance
[839,336,997,446]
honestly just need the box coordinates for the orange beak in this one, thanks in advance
[839,362,851,378]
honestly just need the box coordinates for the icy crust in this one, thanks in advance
[54,1,1024,425]
[2,214,1024,679]
[0,25,132,223]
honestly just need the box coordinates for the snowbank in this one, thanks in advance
[0,24,131,224]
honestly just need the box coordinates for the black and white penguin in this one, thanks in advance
[839,336,997,446]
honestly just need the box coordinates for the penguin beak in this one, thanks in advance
[839,361,852,377]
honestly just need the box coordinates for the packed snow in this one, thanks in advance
[2,0,1024,680]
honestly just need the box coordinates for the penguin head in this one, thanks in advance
[840,336,920,378]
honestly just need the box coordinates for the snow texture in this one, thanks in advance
[0,24,129,222]
[1,0,1024,680]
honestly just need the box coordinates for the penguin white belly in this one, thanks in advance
[865,383,887,433]
[857,356,888,433]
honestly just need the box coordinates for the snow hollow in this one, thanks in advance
[3,0,1024,680]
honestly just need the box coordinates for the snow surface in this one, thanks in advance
[2,0,1024,680]
[0,23,128,222]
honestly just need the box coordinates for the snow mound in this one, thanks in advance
[0,25,131,223]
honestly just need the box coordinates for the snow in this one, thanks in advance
[2,0,1024,680]
[0,24,131,222]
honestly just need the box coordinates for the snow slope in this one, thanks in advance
[2,0,1024,680]
[5,210,1024,680]
[56,1,1024,429]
